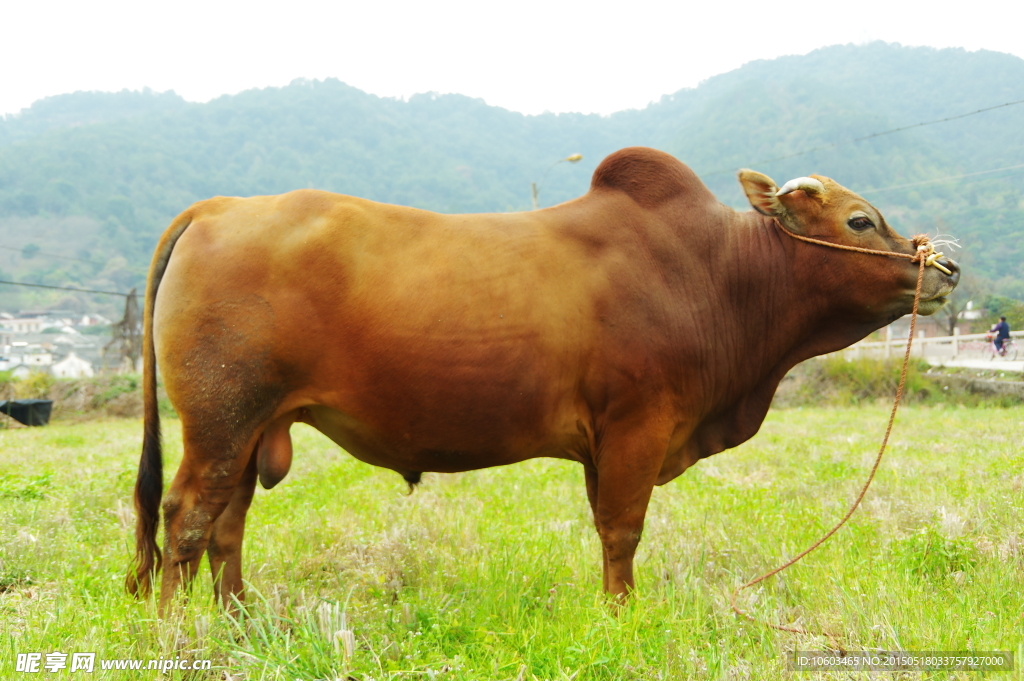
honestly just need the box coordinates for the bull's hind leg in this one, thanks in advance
[159,429,257,613]
[154,296,285,612]
[205,410,299,608]
[158,396,282,611]
[584,465,610,592]
[207,446,259,608]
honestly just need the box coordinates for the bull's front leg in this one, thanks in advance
[589,418,671,599]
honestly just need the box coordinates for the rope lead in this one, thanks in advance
[730,222,937,639]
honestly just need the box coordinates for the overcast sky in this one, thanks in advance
[3,0,1023,118]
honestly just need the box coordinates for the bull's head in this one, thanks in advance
[737,169,960,320]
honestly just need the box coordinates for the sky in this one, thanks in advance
[3,0,1023,118]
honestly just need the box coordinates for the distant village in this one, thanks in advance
[0,309,119,379]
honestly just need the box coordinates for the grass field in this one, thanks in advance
[1,405,1022,679]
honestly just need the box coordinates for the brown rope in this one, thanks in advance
[776,224,953,273]
[729,219,940,637]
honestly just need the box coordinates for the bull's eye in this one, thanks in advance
[847,216,874,231]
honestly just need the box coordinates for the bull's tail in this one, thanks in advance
[126,211,194,598]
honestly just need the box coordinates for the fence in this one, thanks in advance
[841,329,1024,360]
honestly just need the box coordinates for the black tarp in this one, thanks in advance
[0,399,53,426]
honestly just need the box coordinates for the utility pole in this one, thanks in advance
[105,288,142,373]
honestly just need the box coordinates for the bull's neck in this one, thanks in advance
[687,211,873,411]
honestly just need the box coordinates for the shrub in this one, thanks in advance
[780,356,933,407]
[0,567,33,593]
[892,524,977,579]
[94,374,139,405]
[820,356,934,404]
[13,371,56,399]
[775,356,1023,408]
[0,473,53,500]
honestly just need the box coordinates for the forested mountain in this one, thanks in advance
[1,41,1023,316]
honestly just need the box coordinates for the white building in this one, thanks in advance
[0,317,45,333]
[52,352,94,378]
[8,364,33,379]
[23,352,53,367]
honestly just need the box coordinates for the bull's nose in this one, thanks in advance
[939,257,961,287]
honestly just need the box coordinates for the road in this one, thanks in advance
[927,358,1024,373]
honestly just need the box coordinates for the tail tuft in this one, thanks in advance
[126,415,163,597]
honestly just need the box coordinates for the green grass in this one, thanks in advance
[1,406,1023,679]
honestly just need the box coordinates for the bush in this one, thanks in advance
[13,371,55,399]
[775,356,1024,408]
[0,473,53,500]
[820,356,934,404]
[95,374,139,405]
[779,356,933,407]
[0,567,33,593]
[0,373,154,420]
[892,524,977,579]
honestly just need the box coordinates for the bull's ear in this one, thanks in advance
[738,169,783,216]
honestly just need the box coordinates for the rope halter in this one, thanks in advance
[772,218,954,276]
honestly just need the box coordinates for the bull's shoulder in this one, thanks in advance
[589,147,715,209]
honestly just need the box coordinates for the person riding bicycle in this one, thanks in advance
[990,315,1010,353]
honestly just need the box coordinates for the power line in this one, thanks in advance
[0,245,99,264]
[0,279,128,297]
[859,162,1024,195]
[700,97,1024,178]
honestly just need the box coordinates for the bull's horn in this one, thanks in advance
[776,177,825,197]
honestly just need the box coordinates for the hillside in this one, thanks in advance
[1,41,1022,316]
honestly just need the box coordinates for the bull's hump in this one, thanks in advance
[590,147,713,209]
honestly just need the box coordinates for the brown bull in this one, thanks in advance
[127,147,959,608]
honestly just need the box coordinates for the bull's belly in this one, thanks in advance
[304,405,585,474]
